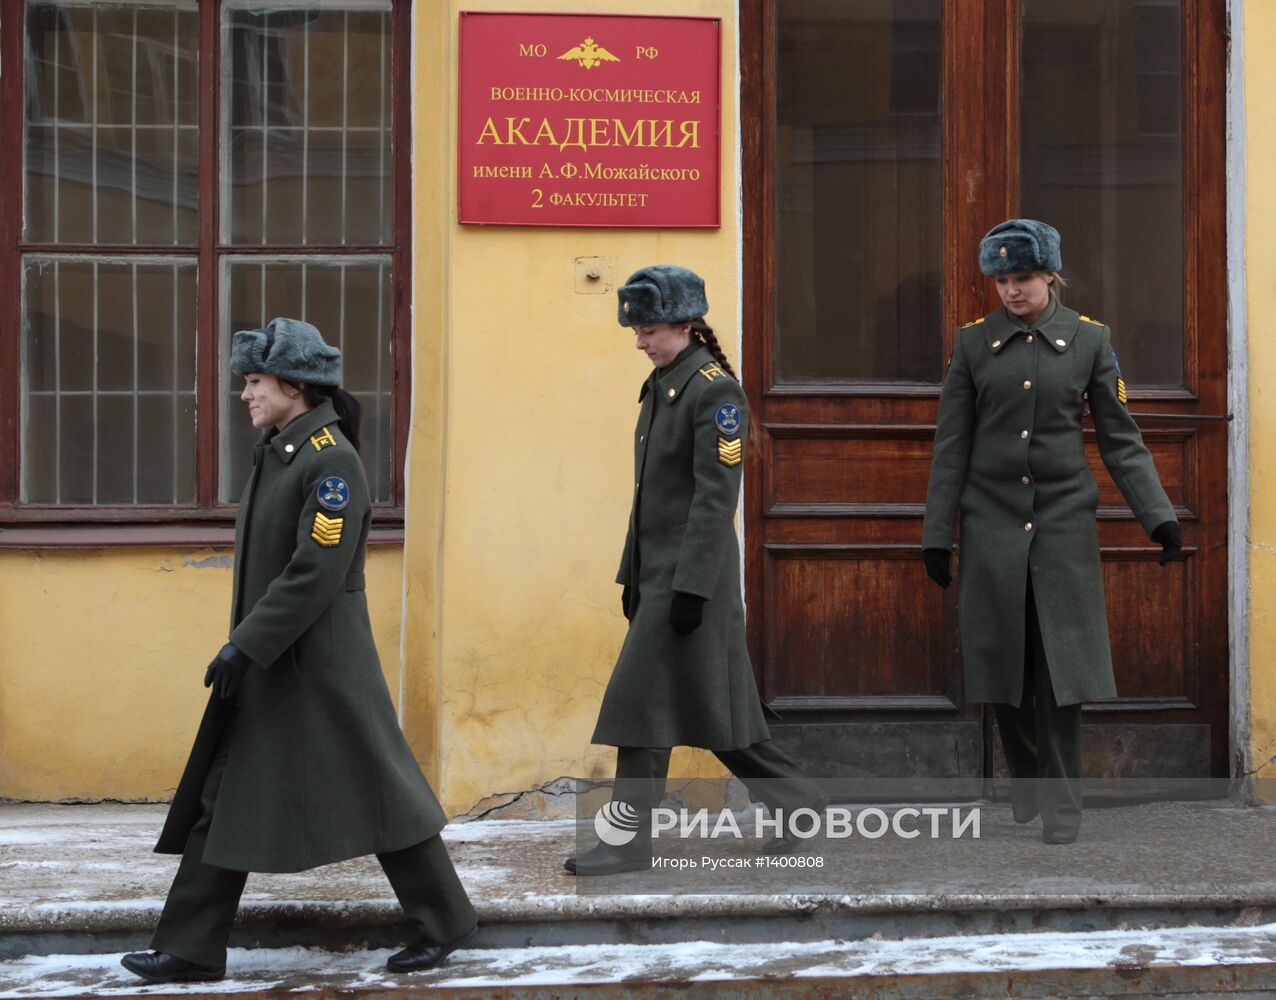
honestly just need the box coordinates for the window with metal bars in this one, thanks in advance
[0,0,410,536]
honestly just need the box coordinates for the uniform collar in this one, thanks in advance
[265,401,340,463]
[638,343,716,403]
[985,299,1078,355]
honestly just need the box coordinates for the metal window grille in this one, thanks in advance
[21,255,198,504]
[219,254,393,503]
[11,0,403,516]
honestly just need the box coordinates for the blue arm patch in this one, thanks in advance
[715,403,741,436]
[316,477,350,512]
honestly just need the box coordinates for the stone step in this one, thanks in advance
[4,802,1276,963]
[4,925,1276,999]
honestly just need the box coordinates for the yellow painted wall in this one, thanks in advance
[0,546,404,801]
[408,0,740,814]
[1246,0,1276,790]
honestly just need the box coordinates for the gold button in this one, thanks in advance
[1024,522,1033,531]
[284,444,295,453]
[667,388,676,397]
[1056,338,1066,347]
[1021,475,1030,485]
[1026,334,1034,343]
[992,340,1002,348]
[1023,380,1032,389]
[1020,430,1029,439]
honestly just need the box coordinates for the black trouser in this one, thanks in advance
[610,740,823,846]
[150,723,477,968]
[992,575,1083,833]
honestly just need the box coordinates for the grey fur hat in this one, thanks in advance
[979,219,1062,276]
[616,265,709,327]
[230,317,341,387]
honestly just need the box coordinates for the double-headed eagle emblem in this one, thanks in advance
[558,37,619,70]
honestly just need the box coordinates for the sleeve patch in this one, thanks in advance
[316,476,350,512]
[1111,349,1128,406]
[715,403,741,436]
[717,437,742,467]
[311,512,344,547]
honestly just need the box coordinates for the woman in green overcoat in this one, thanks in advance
[121,318,476,983]
[566,265,824,877]
[922,220,1181,844]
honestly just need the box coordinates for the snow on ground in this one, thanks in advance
[2,923,1276,997]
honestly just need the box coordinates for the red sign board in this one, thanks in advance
[458,12,721,228]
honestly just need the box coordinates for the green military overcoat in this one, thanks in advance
[922,300,1177,707]
[592,343,770,750]
[156,401,446,872]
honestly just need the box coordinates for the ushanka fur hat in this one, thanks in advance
[616,265,709,327]
[979,219,1063,276]
[230,317,341,387]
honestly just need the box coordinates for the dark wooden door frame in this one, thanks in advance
[739,0,1231,776]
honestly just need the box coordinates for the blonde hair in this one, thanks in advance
[1042,271,1068,302]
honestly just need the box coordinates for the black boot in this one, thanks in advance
[564,839,651,876]
[386,925,478,973]
[760,797,828,855]
[120,951,224,983]
[1011,782,1039,824]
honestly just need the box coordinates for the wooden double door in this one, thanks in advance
[741,0,1229,786]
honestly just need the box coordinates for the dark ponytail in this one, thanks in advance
[293,382,363,452]
[689,319,738,380]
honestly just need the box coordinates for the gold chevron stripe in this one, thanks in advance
[311,512,344,547]
[718,437,742,466]
[1117,377,1128,405]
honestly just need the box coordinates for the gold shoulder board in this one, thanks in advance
[1079,315,1104,326]
[699,363,727,381]
[310,427,338,451]
[959,317,985,329]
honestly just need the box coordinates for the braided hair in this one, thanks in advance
[689,319,737,379]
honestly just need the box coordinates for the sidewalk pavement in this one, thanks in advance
[2,799,1276,996]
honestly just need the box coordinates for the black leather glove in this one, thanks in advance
[922,548,952,589]
[622,585,632,621]
[670,591,705,636]
[203,642,252,699]
[1151,521,1182,566]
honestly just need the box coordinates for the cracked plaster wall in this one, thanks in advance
[0,547,404,801]
[1246,0,1276,797]
[407,0,741,815]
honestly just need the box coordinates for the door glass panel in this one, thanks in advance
[774,0,943,382]
[1021,0,1183,387]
